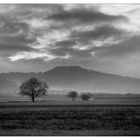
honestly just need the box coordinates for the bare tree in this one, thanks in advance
[80,93,91,101]
[67,91,78,101]
[19,77,48,102]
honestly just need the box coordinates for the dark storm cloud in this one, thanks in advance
[46,8,128,23]
[50,37,92,59]
[71,25,126,41]
[0,34,33,45]
[0,13,36,58]
[0,43,32,52]
[0,14,29,34]
[0,34,35,57]
[0,4,128,63]
[50,24,127,59]
[2,4,64,20]
[94,35,140,58]
[50,45,92,59]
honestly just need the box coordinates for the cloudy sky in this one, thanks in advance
[1,4,140,77]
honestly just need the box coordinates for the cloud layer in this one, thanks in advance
[0,4,140,77]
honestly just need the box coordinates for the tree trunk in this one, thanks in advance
[72,98,75,101]
[31,96,35,102]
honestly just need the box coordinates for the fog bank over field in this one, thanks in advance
[0,66,140,98]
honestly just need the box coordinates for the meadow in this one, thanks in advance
[0,99,140,136]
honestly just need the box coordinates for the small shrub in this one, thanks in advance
[80,92,92,101]
[67,91,78,101]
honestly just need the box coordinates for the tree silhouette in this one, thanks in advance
[80,93,91,101]
[19,77,48,102]
[67,91,78,101]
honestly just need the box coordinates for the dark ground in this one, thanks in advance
[0,100,140,136]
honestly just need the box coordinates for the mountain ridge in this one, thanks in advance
[0,66,139,80]
[0,66,140,96]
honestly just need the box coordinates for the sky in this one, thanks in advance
[1,4,140,77]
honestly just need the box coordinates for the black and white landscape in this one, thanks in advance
[0,4,140,136]
[1,66,140,97]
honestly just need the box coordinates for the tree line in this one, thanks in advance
[67,91,92,101]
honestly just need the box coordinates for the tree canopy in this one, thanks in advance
[67,91,78,101]
[80,93,91,101]
[19,77,48,102]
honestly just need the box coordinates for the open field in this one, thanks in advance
[1,97,140,105]
[0,100,140,136]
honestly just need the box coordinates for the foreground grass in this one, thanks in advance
[0,105,140,136]
[1,130,140,136]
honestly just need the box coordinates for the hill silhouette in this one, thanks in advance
[0,66,140,97]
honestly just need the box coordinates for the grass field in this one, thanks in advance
[0,100,140,136]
